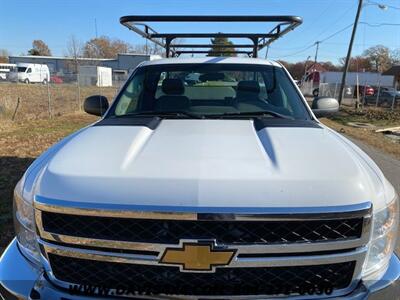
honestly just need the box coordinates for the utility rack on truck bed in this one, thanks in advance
[120,15,303,58]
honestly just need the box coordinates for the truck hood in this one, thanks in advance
[34,119,383,210]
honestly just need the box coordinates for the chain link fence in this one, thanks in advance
[318,82,399,111]
[0,73,129,121]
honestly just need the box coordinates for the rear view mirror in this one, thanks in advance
[311,97,339,118]
[84,95,109,116]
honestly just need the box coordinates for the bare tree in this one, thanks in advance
[363,45,391,73]
[134,43,164,56]
[339,56,372,72]
[134,38,185,57]
[391,49,400,66]
[66,35,82,73]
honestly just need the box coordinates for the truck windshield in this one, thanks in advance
[17,67,27,72]
[110,64,310,120]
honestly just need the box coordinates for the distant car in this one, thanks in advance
[365,90,400,107]
[50,75,63,84]
[380,87,400,97]
[353,85,374,98]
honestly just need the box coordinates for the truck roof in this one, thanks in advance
[141,57,282,67]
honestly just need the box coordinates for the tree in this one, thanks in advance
[207,36,236,57]
[363,45,391,73]
[28,40,52,56]
[65,35,82,73]
[83,36,132,58]
[319,61,340,72]
[390,49,400,65]
[0,49,9,63]
[134,43,164,56]
[339,56,372,72]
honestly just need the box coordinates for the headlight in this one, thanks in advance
[362,194,399,281]
[13,178,41,264]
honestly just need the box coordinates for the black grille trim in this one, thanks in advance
[41,211,364,244]
[48,253,356,297]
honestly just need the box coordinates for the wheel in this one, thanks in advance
[312,88,319,97]
[42,78,48,85]
[24,78,30,84]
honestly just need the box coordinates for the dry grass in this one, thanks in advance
[0,83,117,121]
[0,113,97,249]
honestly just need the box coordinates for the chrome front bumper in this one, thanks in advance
[1,239,399,300]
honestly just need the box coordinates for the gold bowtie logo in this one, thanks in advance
[160,242,236,272]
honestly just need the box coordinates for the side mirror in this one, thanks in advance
[311,97,339,118]
[84,95,109,116]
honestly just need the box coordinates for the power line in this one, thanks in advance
[271,23,354,59]
[365,0,400,10]
[267,2,357,56]
[270,44,315,59]
[302,2,357,47]
[360,22,400,27]
[319,23,354,43]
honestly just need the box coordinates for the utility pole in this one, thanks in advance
[314,41,320,64]
[338,0,364,104]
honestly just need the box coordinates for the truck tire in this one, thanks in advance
[24,79,30,84]
[312,88,319,97]
[42,78,48,85]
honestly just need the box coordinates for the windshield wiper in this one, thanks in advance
[113,111,203,119]
[207,110,292,120]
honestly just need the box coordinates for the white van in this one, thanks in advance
[9,63,50,84]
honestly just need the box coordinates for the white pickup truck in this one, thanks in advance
[0,56,399,299]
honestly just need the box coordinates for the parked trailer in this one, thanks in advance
[78,66,113,87]
[301,71,394,97]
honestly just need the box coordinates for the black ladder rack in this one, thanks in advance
[120,15,303,58]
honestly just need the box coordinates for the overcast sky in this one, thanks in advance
[1,0,400,63]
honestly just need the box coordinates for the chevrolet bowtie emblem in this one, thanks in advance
[160,242,236,272]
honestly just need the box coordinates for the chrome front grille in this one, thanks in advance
[34,196,372,299]
[48,253,357,297]
[40,211,364,244]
